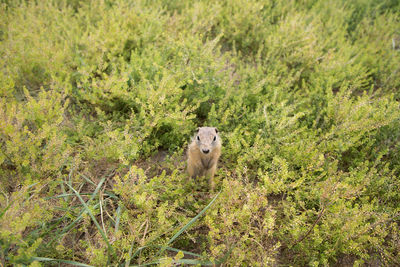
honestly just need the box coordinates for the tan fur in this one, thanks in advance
[187,127,221,190]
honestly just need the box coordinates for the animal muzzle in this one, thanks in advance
[202,149,210,154]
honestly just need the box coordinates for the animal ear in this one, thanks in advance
[215,127,218,133]
[197,127,200,133]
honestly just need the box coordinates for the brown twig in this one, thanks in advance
[291,206,326,247]
[141,219,149,245]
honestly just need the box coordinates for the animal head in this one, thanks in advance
[195,127,220,154]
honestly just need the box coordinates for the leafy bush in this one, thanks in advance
[1,0,399,266]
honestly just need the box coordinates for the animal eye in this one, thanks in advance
[197,136,200,141]
[213,136,216,142]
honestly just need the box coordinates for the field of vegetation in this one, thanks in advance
[1,0,400,266]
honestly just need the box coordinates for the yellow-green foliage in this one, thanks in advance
[1,0,400,266]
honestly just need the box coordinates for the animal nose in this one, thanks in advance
[202,149,210,154]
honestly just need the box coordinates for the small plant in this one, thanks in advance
[1,0,399,265]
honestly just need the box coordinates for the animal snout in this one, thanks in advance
[202,149,210,154]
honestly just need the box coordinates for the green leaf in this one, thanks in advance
[66,182,116,259]
[115,205,121,234]
[156,191,220,256]
[30,257,94,267]
[48,174,108,245]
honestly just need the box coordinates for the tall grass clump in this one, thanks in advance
[1,0,400,266]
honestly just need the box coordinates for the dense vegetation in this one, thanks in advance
[1,0,400,266]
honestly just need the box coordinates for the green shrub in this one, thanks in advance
[1,0,399,266]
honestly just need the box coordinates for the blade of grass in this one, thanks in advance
[45,193,113,200]
[99,192,107,238]
[126,245,205,266]
[80,173,96,186]
[68,166,74,187]
[60,179,67,202]
[39,215,69,238]
[48,175,108,245]
[66,182,116,259]
[30,256,93,267]
[63,166,75,202]
[140,246,233,266]
[161,246,203,258]
[126,245,148,267]
[27,182,39,189]
[126,245,204,266]
[104,190,119,199]
[132,258,214,266]
[156,191,220,257]
[176,258,214,265]
[48,202,102,245]
[115,205,121,234]
[0,203,11,219]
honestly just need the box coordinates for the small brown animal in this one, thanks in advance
[187,127,221,189]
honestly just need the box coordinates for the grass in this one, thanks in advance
[1,0,400,266]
